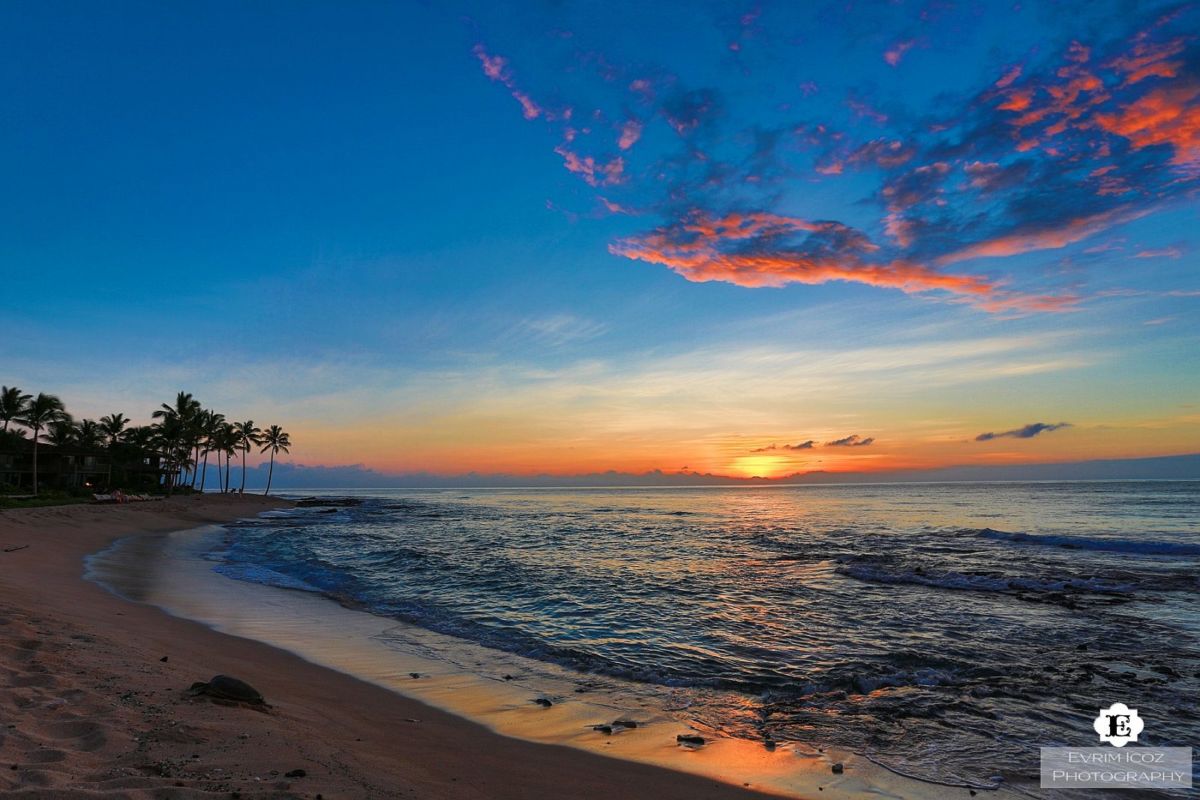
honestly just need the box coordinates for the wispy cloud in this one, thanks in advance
[1134,246,1183,259]
[473,45,543,120]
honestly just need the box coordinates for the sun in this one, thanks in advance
[730,455,792,479]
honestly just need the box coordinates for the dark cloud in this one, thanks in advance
[825,434,875,447]
[975,422,1072,441]
[752,440,815,452]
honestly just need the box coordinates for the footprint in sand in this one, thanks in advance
[41,720,107,752]
[22,748,67,764]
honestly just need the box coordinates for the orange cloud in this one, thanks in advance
[1107,34,1186,86]
[610,212,1073,313]
[1094,81,1200,167]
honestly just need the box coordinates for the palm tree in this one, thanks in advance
[100,413,129,487]
[217,422,237,493]
[152,392,201,486]
[44,418,78,448]
[76,419,104,450]
[258,425,291,495]
[198,410,224,493]
[15,393,67,495]
[1,386,31,433]
[233,420,262,494]
[99,413,128,446]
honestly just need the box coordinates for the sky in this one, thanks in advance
[2,0,1198,480]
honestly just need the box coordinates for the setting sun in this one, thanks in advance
[730,455,794,479]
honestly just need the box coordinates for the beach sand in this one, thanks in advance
[0,494,786,798]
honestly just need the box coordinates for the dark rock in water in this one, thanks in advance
[503,674,514,681]
[296,498,362,507]
[676,734,705,746]
[592,725,613,735]
[409,672,421,679]
[764,739,777,751]
[188,675,266,706]
[1076,643,1089,651]
[831,763,844,774]
[613,719,638,729]
[533,698,553,708]
[284,769,306,778]
[316,508,338,514]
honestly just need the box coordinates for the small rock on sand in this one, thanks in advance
[284,769,306,778]
[533,698,553,708]
[831,763,844,774]
[676,734,705,746]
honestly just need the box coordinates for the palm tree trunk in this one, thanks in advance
[264,449,276,496]
[200,449,209,492]
[191,445,200,488]
[224,454,231,494]
[239,448,247,493]
[31,430,39,496]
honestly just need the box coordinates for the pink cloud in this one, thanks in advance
[938,207,1148,265]
[995,65,1023,88]
[1134,246,1183,259]
[554,144,625,187]
[884,40,916,67]
[473,44,542,120]
[618,119,643,150]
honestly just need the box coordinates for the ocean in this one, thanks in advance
[201,482,1199,794]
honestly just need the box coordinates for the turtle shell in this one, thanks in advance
[202,675,264,704]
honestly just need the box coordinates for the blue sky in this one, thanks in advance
[2,1,1198,477]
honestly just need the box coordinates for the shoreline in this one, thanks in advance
[0,495,787,798]
[0,495,988,798]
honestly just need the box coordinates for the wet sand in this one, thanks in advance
[0,494,987,798]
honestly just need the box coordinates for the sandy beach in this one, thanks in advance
[0,494,785,799]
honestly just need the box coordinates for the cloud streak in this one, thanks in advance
[752,440,815,452]
[825,434,875,447]
[975,422,1072,441]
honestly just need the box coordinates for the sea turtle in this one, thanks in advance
[188,675,268,708]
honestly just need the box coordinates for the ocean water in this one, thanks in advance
[209,482,1199,793]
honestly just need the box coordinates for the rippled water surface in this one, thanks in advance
[212,482,1200,792]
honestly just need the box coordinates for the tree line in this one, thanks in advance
[1,386,291,496]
